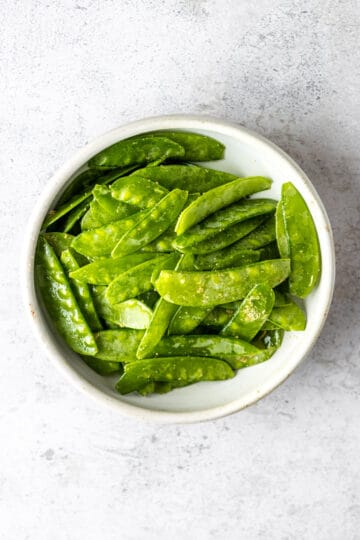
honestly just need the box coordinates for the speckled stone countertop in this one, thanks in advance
[1,1,359,539]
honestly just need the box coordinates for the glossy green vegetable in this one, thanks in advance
[69,253,157,285]
[60,249,102,331]
[280,182,321,297]
[275,200,290,258]
[35,237,97,355]
[202,307,235,330]
[266,301,306,331]
[115,356,234,394]
[111,176,168,208]
[155,259,291,306]
[131,164,238,192]
[106,255,171,304]
[168,306,212,334]
[112,189,188,256]
[91,286,148,328]
[92,184,137,220]
[43,232,74,257]
[141,230,177,253]
[93,329,144,361]
[253,328,284,350]
[221,284,275,341]
[82,356,122,375]
[62,200,90,233]
[88,136,185,169]
[175,176,271,235]
[230,215,276,251]
[137,131,225,161]
[194,248,260,271]
[173,199,277,250]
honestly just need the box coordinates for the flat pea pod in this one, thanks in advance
[136,131,225,161]
[82,356,122,375]
[202,307,235,330]
[106,254,171,304]
[229,215,276,251]
[141,230,177,253]
[91,287,149,328]
[112,189,188,257]
[62,200,90,233]
[88,136,185,169]
[194,248,260,271]
[280,182,321,297]
[35,237,98,355]
[60,249,102,331]
[154,335,273,370]
[220,284,275,341]
[266,301,306,331]
[253,328,284,350]
[155,259,291,307]
[275,200,290,258]
[175,176,272,235]
[179,216,265,255]
[138,381,190,395]
[131,164,238,192]
[136,253,194,359]
[71,210,148,258]
[92,184,137,220]
[81,200,119,230]
[168,306,212,335]
[69,253,158,285]
[115,356,234,394]
[43,232,74,257]
[111,176,168,209]
[173,199,277,250]
[92,329,144,361]
[274,290,290,307]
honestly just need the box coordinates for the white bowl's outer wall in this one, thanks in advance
[22,115,335,423]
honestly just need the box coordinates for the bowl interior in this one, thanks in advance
[28,117,334,421]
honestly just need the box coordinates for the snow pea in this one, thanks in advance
[274,290,290,307]
[62,200,90,233]
[266,301,306,331]
[93,184,137,219]
[35,237,98,355]
[93,329,144,361]
[136,253,194,359]
[275,200,290,258]
[69,253,157,285]
[111,176,168,209]
[115,356,234,394]
[229,215,276,250]
[106,255,171,304]
[179,216,266,254]
[137,131,225,161]
[131,164,238,192]
[202,307,234,330]
[174,199,277,250]
[88,136,185,169]
[150,253,180,285]
[221,284,275,341]
[141,230,177,253]
[253,328,284,350]
[194,248,260,271]
[60,249,102,331]
[43,232,74,257]
[138,381,190,395]
[82,356,122,375]
[175,176,272,235]
[71,210,148,258]
[167,306,212,335]
[154,335,274,370]
[281,182,321,297]
[112,189,188,257]
[155,259,291,306]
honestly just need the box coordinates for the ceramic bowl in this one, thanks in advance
[22,115,335,423]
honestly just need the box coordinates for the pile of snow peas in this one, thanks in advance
[36,130,321,396]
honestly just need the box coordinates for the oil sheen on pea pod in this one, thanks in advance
[111,176,168,209]
[266,301,307,331]
[130,164,238,192]
[167,305,212,335]
[115,356,234,395]
[35,237,98,356]
[280,182,321,297]
[93,329,144,361]
[62,200,90,233]
[154,335,274,369]
[42,232,74,257]
[155,259,291,307]
[275,200,290,258]
[88,136,185,169]
[91,287,150,329]
[112,189,188,257]
[230,214,276,250]
[175,176,272,235]
[92,184,138,220]
[194,248,260,271]
[134,131,225,161]
[202,306,235,330]
[220,284,275,341]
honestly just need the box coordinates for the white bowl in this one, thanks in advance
[22,115,335,423]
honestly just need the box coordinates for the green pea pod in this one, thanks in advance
[168,306,212,335]
[106,255,171,304]
[228,214,276,251]
[141,230,177,253]
[115,356,234,394]
[62,201,90,233]
[155,259,291,307]
[194,248,260,271]
[202,307,234,330]
[274,290,291,307]
[253,328,284,350]
[136,253,194,359]
[281,182,321,297]
[43,232,74,257]
[174,199,277,250]
[69,253,158,285]
[93,184,138,219]
[91,287,147,328]
[275,200,290,258]
[178,216,266,254]
[175,176,272,235]
[111,176,168,209]
[267,301,306,331]
[136,131,225,161]
[35,237,98,355]
[71,210,148,258]
[131,164,238,192]
[150,253,180,285]
[256,241,280,261]
[60,249,102,331]
[88,136,185,169]
[220,284,275,341]
[82,356,122,375]
[112,189,188,257]
[138,381,190,395]
[154,335,274,370]
[93,329,144,361]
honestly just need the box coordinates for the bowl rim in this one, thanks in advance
[21,114,336,424]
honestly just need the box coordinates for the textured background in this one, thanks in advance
[1,1,360,539]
